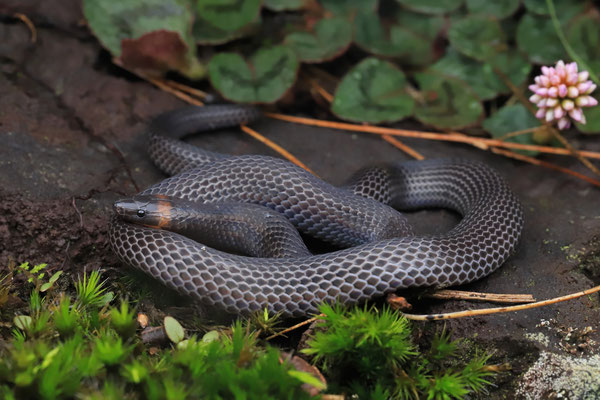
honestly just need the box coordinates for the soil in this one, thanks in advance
[1,2,599,399]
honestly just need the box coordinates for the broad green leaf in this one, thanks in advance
[196,0,261,32]
[489,50,532,92]
[567,14,600,71]
[83,0,192,56]
[264,0,307,11]
[448,15,506,62]
[516,13,567,64]
[466,0,520,19]
[164,316,185,344]
[209,46,299,103]
[432,49,529,100]
[394,0,464,15]
[83,0,201,77]
[331,58,415,123]
[285,17,352,63]
[193,16,259,45]
[414,70,483,130]
[523,0,585,22]
[482,104,541,155]
[394,10,444,40]
[49,271,63,284]
[576,96,600,134]
[430,50,504,100]
[14,315,32,330]
[202,330,220,343]
[354,12,436,65]
[319,0,377,15]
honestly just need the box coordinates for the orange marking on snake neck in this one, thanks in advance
[156,200,172,228]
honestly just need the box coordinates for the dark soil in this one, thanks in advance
[1,2,599,398]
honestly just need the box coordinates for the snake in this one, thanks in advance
[109,105,524,317]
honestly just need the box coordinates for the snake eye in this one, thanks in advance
[136,209,146,218]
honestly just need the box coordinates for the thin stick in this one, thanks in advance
[14,13,37,43]
[491,147,600,188]
[403,284,600,321]
[240,125,316,175]
[265,112,600,160]
[146,77,204,106]
[266,314,324,340]
[425,289,535,304]
[381,135,425,160]
[164,80,208,99]
[496,126,539,141]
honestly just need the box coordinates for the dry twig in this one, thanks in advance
[403,284,600,321]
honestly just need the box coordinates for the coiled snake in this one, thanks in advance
[109,105,524,317]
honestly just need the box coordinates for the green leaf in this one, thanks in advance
[489,50,532,91]
[319,0,377,15]
[49,271,62,284]
[414,70,484,130]
[83,0,200,77]
[196,0,261,31]
[448,15,506,62]
[431,49,530,101]
[394,0,464,15]
[193,16,259,45]
[482,104,541,155]
[14,315,32,330]
[39,282,52,292]
[164,316,185,344]
[288,370,327,390]
[208,45,299,103]
[523,0,585,22]
[331,57,415,123]
[394,9,444,40]
[466,0,520,19]
[516,13,567,64]
[566,14,600,70]
[202,330,220,343]
[354,12,436,65]
[264,0,307,11]
[576,95,600,134]
[285,17,352,63]
[431,50,502,100]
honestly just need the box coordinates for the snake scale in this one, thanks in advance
[109,105,524,317]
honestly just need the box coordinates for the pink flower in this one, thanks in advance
[529,60,597,130]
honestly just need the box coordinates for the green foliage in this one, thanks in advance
[52,295,80,338]
[17,262,62,293]
[82,0,600,135]
[110,300,137,338]
[0,267,318,399]
[75,270,113,308]
[303,304,496,399]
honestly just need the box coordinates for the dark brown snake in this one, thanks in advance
[109,105,524,317]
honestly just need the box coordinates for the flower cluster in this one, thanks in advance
[529,60,597,130]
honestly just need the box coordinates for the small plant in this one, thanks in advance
[110,300,137,338]
[0,266,320,399]
[52,295,80,338]
[303,303,497,399]
[17,262,62,293]
[75,270,113,308]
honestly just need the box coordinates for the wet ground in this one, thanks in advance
[1,2,599,398]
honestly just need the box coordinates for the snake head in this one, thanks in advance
[113,195,172,229]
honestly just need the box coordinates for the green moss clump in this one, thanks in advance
[303,303,496,399]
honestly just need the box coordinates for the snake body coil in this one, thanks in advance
[109,105,523,317]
